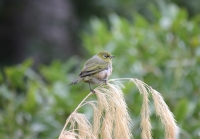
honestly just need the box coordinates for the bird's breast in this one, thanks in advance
[94,64,112,80]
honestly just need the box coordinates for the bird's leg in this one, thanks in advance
[102,79,108,85]
[88,83,95,93]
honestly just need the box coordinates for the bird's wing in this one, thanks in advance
[79,57,108,77]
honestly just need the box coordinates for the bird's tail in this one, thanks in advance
[68,78,82,86]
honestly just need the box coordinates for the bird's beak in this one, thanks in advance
[110,55,115,59]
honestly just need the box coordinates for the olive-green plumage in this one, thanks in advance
[69,51,114,93]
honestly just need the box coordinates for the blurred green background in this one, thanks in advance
[0,0,200,139]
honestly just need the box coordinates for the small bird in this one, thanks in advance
[69,51,115,93]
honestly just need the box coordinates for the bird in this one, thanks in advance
[69,51,115,93]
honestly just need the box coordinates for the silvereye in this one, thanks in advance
[69,51,115,93]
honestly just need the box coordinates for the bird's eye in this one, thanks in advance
[103,54,107,58]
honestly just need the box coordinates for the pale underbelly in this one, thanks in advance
[83,68,112,84]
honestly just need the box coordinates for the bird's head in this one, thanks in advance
[97,51,115,62]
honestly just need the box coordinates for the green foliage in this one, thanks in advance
[0,3,200,139]
[0,58,88,139]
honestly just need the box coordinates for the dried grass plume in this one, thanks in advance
[59,78,179,139]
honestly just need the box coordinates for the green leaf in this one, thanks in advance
[174,98,188,122]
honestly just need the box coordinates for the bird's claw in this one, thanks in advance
[102,79,108,85]
[91,90,95,93]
